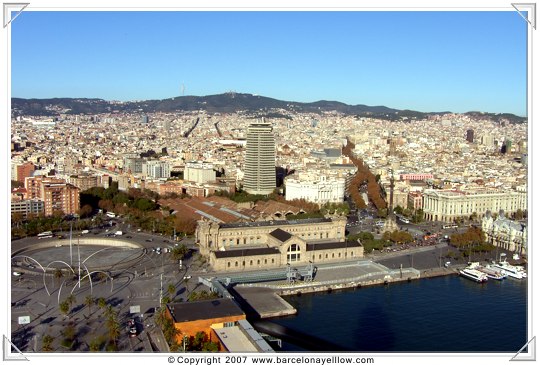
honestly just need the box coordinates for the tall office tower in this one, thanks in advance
[244,120,276,195]
[466,129,474,143]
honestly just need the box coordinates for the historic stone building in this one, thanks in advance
[195,216,363,272]
[422,188,527,223]
[482,211,527,256]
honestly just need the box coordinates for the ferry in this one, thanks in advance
[491,261,527,280]
[467,262,507,281]
[459,268,488,283]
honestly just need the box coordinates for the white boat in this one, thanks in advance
[478,265,507,280]
[467,262,506,280]
[459,268,488,283]
[491,261,527,280]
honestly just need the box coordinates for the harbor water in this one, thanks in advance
[267,275,528,352]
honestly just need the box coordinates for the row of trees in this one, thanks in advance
[382,230,414,244]
[449,227,495,255]
[343,140,387,211]
[42,294,122,352]
[81,183,198,236]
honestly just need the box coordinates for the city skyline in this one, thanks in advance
[11,10,527,116]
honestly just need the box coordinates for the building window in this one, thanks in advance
[250,260,253,266]
[257,259,260,265]
[228,262,231,268]
[271,259,275,264]
[235,261,238,267]
[264,259,267,264]
[287,244,301,263]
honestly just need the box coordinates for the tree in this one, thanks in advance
[85,295,94,316]
[61,321,77,349]
[66,294,76,309]
[171,244,188,261]
[42,335,54,352]
[53,268,64,288]
[11,212,24,228]
[167,283,176,298]
[97,297,107,311]
[105,306,120,349]
[59,301,70,316]
[78,204,93,218]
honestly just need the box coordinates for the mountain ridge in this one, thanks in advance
[10,93,526,123]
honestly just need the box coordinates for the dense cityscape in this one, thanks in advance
[10,94,529,355]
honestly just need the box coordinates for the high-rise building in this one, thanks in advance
[466,129,474,143]
[244,121,276,195]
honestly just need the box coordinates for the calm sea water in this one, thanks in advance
[267,275,528,352]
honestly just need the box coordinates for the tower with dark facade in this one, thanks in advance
[466,129,474,143]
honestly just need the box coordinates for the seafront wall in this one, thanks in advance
[233,266,459,318]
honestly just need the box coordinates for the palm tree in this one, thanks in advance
[53,268,64,289]
[167,283,176,299]
[85,295,94,316]
[59,301,70,317]
[105,307,120,348]
[41,335,54,352]
[97,297,107,312]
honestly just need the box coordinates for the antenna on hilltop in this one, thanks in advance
[181,83,185,96]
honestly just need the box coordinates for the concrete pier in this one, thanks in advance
[234,286,297,318]
[231,264,458,319]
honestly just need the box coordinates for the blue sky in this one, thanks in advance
[11,11,527,115]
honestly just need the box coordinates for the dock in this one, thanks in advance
[233,286,297,318]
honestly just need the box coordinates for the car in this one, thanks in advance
[183,275,192,280]
[27,264,35,269]
[12,272,22,276]
[127,319,137,337]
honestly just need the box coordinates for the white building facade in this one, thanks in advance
[184,161,216,184]
[482,211,527,255]
[285,175,345,205]
[143,160,171,179]
[423,188,527,222]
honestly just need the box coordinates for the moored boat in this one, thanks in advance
[477,265,507,280]
[459,268,488,283]
[491,261,527,280]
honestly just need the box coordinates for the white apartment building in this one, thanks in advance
[285,175,345,205]
[143,160,171,179]
[423,188,527,222]
[184,161,216,184]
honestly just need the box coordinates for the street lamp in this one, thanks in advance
[183,334,188,352]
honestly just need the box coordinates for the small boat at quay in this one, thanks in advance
[467,262,507,281]
[459,268,488,283]
[491,260,527,280]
